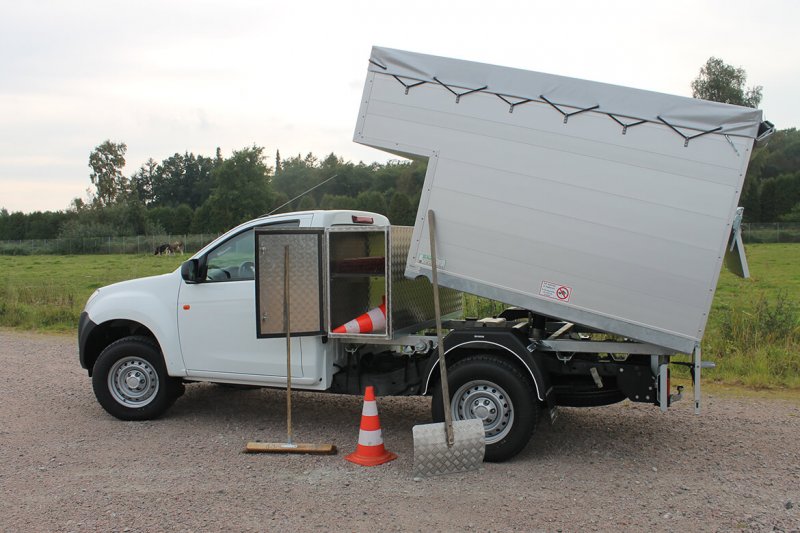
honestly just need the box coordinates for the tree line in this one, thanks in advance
[690,58,800,223]
[2,56,799,241]
[0,145,424,240]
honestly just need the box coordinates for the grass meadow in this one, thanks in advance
[1,245,798,388]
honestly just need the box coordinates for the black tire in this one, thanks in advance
[432,354,539,462]
[91,336,182,421]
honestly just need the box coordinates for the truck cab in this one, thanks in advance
[78,210,389,421]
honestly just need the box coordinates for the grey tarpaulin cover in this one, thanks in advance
[368,46,764,139]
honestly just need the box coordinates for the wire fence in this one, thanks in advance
[0,223,799,255]
[0,234,220,255]
[741,223,800,244]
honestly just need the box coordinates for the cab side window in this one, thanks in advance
[204,221,300,282]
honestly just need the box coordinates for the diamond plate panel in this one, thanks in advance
[389,226,462,333]
[412,419,486,477]
[256,230,324,337]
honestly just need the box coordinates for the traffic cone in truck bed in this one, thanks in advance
[333,299,386,334]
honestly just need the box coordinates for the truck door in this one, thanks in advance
[177,217,311,380]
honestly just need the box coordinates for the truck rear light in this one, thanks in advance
[352,216,374,224]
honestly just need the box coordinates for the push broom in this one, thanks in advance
[245,245,336,455]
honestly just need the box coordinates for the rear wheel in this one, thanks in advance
[92,336,182,420]
[432,354,539,462]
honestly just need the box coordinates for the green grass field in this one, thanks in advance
[0,254,185,331]
[1,245,798,388]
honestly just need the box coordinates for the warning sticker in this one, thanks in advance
[540,281,572,303]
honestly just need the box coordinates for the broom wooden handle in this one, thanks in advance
[284,245,293,446]
[428,210,455,447]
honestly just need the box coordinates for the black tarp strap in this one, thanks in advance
[368,58,734,146]
[433,77,488,103]
[392,75,427,95]
[657,116,722,147]
[608,114,647,135]
[496,94,533,113]
[540,95,599,124]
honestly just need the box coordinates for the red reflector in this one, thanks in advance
[352,216,374,224]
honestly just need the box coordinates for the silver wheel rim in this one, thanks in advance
[451,380,514,444]
[108,356,159,407]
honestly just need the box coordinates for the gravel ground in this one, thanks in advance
[1,330,799,532]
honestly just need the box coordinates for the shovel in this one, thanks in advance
[412,210,485,477]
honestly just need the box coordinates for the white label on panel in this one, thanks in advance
[419,253,446,268]
[540,280,572,302]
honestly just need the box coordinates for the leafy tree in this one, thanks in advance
[319,194,356,210]
[297,195,316,210]
[388,191,416,225]
[739,175,761,222]
[130,158,159,205]
[779,203,800,222]
[89,140,128,206]
[759,173,800,222]
[270,192,291,214]
[271,153,320,202]
[354,190,387,215]
[150,152,215,209]
[691,57,762,108]
[199,146,275,231]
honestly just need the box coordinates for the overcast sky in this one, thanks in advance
[2,0,797,213]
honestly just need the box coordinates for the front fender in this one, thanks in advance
[81,271,186,376]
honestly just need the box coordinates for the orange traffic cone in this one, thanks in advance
[333,299,386,334]
[345,386,397,466]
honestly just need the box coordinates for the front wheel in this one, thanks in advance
[432,354,539,462]
[92,336,182,420]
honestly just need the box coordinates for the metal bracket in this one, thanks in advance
[608,114,647,135]
[724,134,741,156]
[555,351,575,363]
[540,95,599,124]
[657,116,722,147]
[496,94,533,113]
[392,75,426,95]
[433,77,488,103]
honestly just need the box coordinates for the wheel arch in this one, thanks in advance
[421,329,550,403]
[80,318,158,377]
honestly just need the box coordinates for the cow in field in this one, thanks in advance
[154,243,173,255]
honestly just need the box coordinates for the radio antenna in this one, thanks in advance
[265,174,338,216]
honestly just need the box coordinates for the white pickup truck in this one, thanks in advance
[79,47,771,462]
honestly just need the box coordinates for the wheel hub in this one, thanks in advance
[108,356,159,407]
[125,371,145,390]
[452,380,514,445]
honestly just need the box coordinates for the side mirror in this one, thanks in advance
[181,259,200,283]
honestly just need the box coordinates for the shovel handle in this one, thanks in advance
[428,210,455,447]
